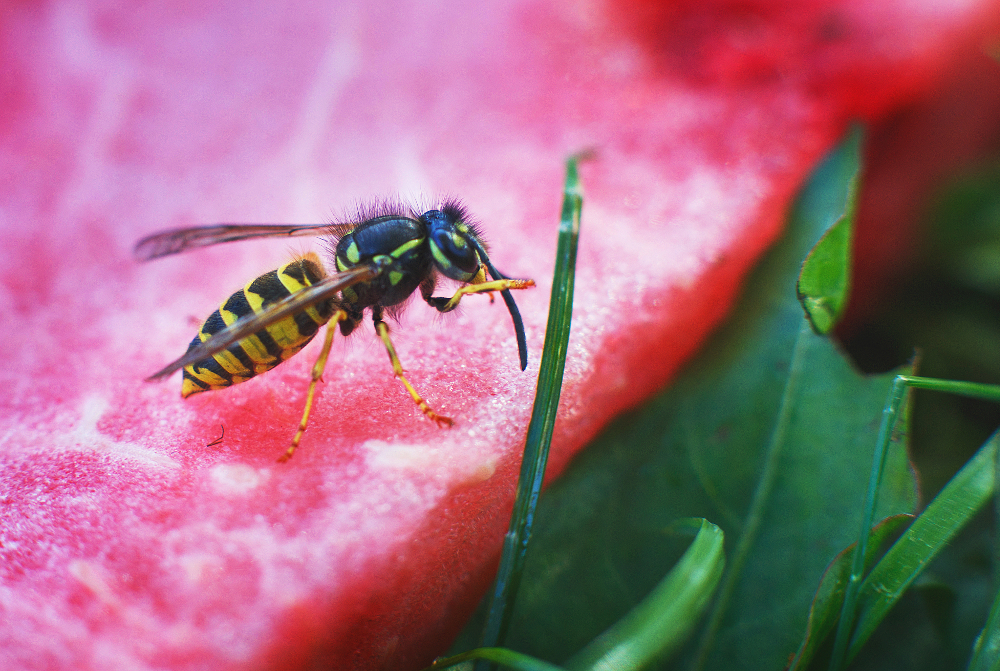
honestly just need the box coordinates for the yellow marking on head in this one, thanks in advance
[389,270,404,286]
[430,242,451,270]
[430,242,475,282]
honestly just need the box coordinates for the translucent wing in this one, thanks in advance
[146,260,389,381]
[134,223,348,261]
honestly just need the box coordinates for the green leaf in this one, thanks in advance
[797,127,862,334]
[452,133,919,668]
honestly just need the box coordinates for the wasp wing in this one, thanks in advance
[146,261,387,381]
[134,223,343,262]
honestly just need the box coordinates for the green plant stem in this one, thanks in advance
[690,319,813,671]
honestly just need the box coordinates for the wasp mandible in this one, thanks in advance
[135,201,535,461]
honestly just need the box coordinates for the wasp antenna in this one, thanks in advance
[471,239,528,370]
[500,287,529,371]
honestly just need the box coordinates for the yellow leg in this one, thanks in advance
[376,321,454,427]
[441,278,535,312]
[279,312,345,462]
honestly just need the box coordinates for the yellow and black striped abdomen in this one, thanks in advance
[181,253,335,398]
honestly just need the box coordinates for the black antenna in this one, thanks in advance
[472,239,529,370]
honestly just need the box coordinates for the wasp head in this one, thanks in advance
[421,205,485,282]
[420,203,529,370]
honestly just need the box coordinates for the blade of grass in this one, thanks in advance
[830,377,1000,670]
[429,648,566,671]
[900,376,1000,402]
[828,375,908,671]
[435,521,723,671]
[973,439,1000,671]
[968,581,1000,671]
[564,519,725,671]
[476,155,584,662]
[847,428,1000,661]
[786,515,914,670]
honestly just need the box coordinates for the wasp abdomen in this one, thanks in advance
[181,254,335,397]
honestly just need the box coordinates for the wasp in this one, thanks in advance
[135,201,535,461]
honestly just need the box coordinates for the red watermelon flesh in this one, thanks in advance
[1,1,999,669]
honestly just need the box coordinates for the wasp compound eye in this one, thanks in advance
[423,210,480,281]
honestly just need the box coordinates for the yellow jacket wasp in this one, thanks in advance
[135,201,535,461]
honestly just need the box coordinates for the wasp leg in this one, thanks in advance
[374,317,454,427]
[426,278,535,313]
[279,310,347,462]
